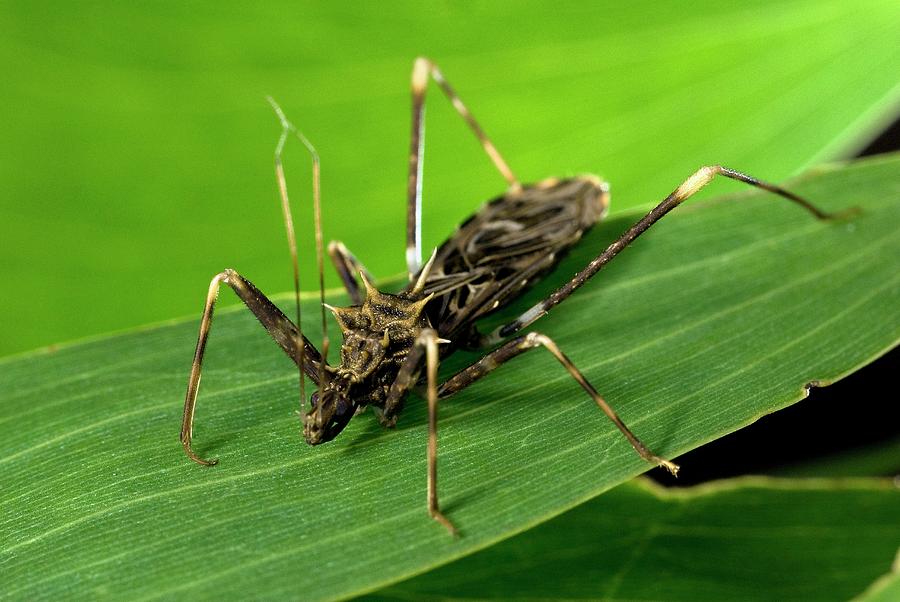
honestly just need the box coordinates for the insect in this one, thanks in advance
[180,57,849,535]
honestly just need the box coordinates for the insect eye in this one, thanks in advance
[334,396,351,417]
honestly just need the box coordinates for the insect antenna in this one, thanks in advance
[267,97,331,421]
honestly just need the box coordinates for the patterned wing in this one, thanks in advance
[412,176,609,343]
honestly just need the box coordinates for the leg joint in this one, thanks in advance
[412,57,431,92]
[675,165,719,198]
[524,331,554,349]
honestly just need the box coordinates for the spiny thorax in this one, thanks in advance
[326,285,433,401]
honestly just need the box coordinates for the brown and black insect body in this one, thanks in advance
[180,57,852,536]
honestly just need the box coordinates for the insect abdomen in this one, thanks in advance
[419,176,610,339]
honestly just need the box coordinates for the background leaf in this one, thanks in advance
[1,0,899,355]
[771,437,900,478]
[365,477,900,602]
[857,563,900,602]
[2,153,898,599]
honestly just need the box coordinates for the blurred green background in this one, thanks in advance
[1,0,898,357]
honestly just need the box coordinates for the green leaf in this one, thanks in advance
[2,153,898,599]
[366,477,900,602]
[2,0,899,354]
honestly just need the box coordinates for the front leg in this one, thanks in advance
[439,332,679,476]
[327,240,375,305]
[384,329,457,536]
[379,341,425,427]
[181,269,325,466]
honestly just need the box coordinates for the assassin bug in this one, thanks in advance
[180,57,849,535]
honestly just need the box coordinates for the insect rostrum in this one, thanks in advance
[180,57,850,536]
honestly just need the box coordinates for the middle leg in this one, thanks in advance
[438,331,680,475]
